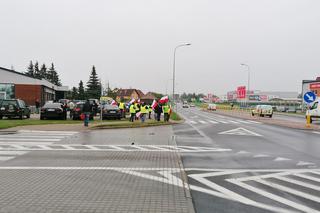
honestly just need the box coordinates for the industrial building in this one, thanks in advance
[0,66,68,106]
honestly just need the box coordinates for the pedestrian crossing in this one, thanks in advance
[186,118,261,125]
[0,130,78,162]
[0,144,232,153]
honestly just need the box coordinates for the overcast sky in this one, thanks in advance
[1,0,319,95]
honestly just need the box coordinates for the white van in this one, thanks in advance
[307,99,319,123]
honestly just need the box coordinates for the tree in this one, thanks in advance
[71,87,78,100]
[86,66,101,99]
[25,60,34,77]
[39,63,47,79]
[48,63,61,86]
[34,61,41,79]
[78,80,86,100]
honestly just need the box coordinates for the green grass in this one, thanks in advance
[92,119,170,129]
[170,111,182,121]
[0,118,82,129]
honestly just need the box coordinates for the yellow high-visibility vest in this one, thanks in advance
[129,105,136,113]
[163,105,169,113]
[140,106,148,114]
[119,102,125,110]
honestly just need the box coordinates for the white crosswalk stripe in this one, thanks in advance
[0,144,232,153]
[187,118,261,125]
[187,169,320,213]
[0,130,78,162]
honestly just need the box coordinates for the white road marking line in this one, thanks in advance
[207,120,218,124]
[9,144,26,149]
[0,142,54,145]
[274,176,320,191]
[237,151,250,154]
[312,131,320,135]
[253,154,270,158]
[37,145,53,150]
[83,145,100,150]
[0,151,28,155]
[274,157,291,162]
[0,156,15,161]
[189,120,197,124]
[108,145,126,151]
[227,179,320,213]
[147,146,170,151]
[218,128,262,137]
[60,145,74,150]
[255,179,320,203]
[294,173,320,183]
[198,120,207,124]
[0,138,60,142]
[0,135,65,139]
[227,120,240,124]
[245,120,262,124]
[296,161,316,166]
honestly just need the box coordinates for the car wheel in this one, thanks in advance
[19,114,23,119]
[251,113,254,116]
[40,116,44,120]
[26,114,30,119]
[269,114,273,118]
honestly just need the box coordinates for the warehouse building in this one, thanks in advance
[0,66,68,106]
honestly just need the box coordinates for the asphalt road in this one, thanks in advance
[175,106,320,213]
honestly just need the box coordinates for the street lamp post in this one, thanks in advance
[240,63,250,107]
[173,43,191,110]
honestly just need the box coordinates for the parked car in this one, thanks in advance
[190,103,196,107]
[0,99,30,119]
[252,105,273,117]
[207,103,217,111]
[306,99,319,123]
[102,104,121,120]
[286,106,297,113]
[40,103,67,120]
[70,102,94,120]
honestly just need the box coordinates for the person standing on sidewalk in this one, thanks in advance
[163,104,170,122]
[154,104,162,121]
[35,99,40,114]
[140,103,147,123]
[129,104,136,122]
[119,100,125,119]
[83,100,92,127]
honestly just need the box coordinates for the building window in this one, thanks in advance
[0,83,14,100]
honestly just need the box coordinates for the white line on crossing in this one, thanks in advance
[0,138,60,142]
[198,120,207,124]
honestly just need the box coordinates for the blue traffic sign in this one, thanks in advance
[304,92,316,103]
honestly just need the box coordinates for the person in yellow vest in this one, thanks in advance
[129,104,136,122]
[147,105,152,119]
[163,104,170,122]
[140,103,148,123]
[118,101,125,119]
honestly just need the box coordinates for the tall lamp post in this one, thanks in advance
[173,43,191,110]
[240,63,250,107]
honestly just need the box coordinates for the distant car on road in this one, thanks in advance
[190,103,196,107]
[0,99,30,119]
[207,103,217,111]
[102,104,121,120]
[252,105,273,118]
[70,102,94,120]
[182,104,189,108]
[40,103,67,120]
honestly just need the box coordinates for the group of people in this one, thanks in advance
[128,101,172,123]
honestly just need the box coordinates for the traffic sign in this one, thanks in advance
[304,92,316,103]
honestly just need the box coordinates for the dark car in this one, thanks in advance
[102,104,121,120]
[70,102,94,120]
[0,99,30,119]
[40,103,67,120]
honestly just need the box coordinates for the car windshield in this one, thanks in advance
[0,100,17,106]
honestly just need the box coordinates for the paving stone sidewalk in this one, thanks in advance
[0,127,194,213]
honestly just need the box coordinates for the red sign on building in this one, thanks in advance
[237,86,246,99]
[310,83,320,89]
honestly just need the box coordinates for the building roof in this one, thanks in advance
[0,66,68,91]
[141,92,156,100]
[117,89,144,98]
